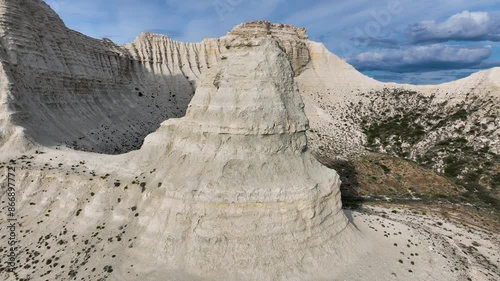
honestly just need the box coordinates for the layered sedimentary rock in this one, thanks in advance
[0,1,498,281]
[227,21,310,75]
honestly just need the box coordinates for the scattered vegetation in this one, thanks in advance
[491,173,500,189]
[103,265,113,273]
[349,88,500,210]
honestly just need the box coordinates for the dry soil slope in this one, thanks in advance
[297,44,499,158]
[296,41,499,204]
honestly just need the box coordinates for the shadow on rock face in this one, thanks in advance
[314,154,365,209]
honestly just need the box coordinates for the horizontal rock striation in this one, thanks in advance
[0,5,315,156]
[125,38,355,280]
[227,21,310,75]
[0,1,498,281]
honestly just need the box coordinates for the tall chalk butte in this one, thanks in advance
[124,34,357,281]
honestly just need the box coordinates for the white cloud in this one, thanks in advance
[407,11,500,43]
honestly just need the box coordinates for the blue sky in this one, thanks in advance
[45,0,500,85]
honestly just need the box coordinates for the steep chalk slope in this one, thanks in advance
[295,41,384,155]
[297,43,500,159]
[421,67,500,95]
[0,0,221,154]
[0,0,498,177]
[0,0,498,205]
[227,21,311,75]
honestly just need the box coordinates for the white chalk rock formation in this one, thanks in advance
[126,36,356,280]
[0,30,359,281]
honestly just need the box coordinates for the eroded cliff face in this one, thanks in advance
[0,0,366,156]
[0,0,221,154]
[0,2,498,281]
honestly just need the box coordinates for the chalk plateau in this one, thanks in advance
[0,1,499,281]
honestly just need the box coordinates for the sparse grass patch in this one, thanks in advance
[491,173,500,189]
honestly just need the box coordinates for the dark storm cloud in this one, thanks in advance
[349,44,494,72]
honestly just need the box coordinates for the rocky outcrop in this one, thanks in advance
[227,21,308,39]
[0,7,313,156]
[123,36,356,280]
[227,21,310,75]
[0,9,312,155]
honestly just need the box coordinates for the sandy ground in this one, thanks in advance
[334,205,500,281]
